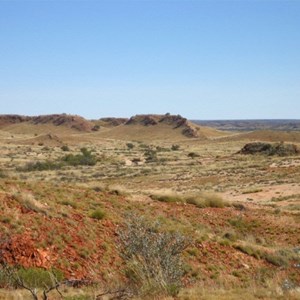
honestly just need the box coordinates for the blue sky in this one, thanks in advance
[0,0,299,119]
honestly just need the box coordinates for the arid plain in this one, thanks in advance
[0,114,299,300]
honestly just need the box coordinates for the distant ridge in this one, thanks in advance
[0,114,31,127]
[193,119,300,132]
[0,113,232,140]
[0,114,95,132]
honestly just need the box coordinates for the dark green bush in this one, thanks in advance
[126,143,134,150]
[61,145,70,151]
[17,161,63,172]
[62,148,97,166]
[188,152,200,159]
[171,144,180,151]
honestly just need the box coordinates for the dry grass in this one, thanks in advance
[0,122,300,298]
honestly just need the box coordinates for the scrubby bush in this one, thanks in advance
[118,213,191,297]
[61,145,70,152]
[90,209,106,220]
[150,193,184,203]
[62,148,97,166]
[17,148,97,172]
[188,152,200,159]
[126,143,134,150]
[17,161,63,172]
[144,149,158,162]
[171,144,180,151]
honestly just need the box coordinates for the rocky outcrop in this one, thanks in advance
[125,114,201,138]
[31,114,94,132]
[238,142,300,156]
[0,115,31,128]
[0,114,95,132]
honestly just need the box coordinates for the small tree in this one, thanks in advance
[0,263,64,300]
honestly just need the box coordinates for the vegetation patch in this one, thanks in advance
[238,142,300,156]
[90,208,106,220]
[118,213,191,297]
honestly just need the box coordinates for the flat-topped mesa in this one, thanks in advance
[31,114,94,132]
[0,113,95,132]
[0,114,31,127]
[124,114,201,138]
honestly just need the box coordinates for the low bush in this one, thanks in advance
[17,148,97,172]
[17,161,63,172]
[118,213,191,297]
[61,145,70,152]
[62,148,97,166]
[150,193,184,203]
[0,169,6,178]
[90,209,106,220]
[234,243,297,267]
[171,144,180,151]
[188,152,200,159]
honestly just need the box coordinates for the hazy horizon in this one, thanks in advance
[1,1,299,119]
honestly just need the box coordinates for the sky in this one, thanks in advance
[0,0,299,120]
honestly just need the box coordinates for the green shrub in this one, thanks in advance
[90,209,106,220]
[118,213,191,297]
[171,144,180,151]
[126,143,134,150]
[188,152,200,159]
[15,267,64,289]
[62,148,97,166]
[17,161,63,172]
[0,266,63,289]
[61,145,70,151]
[144,149,158,162]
